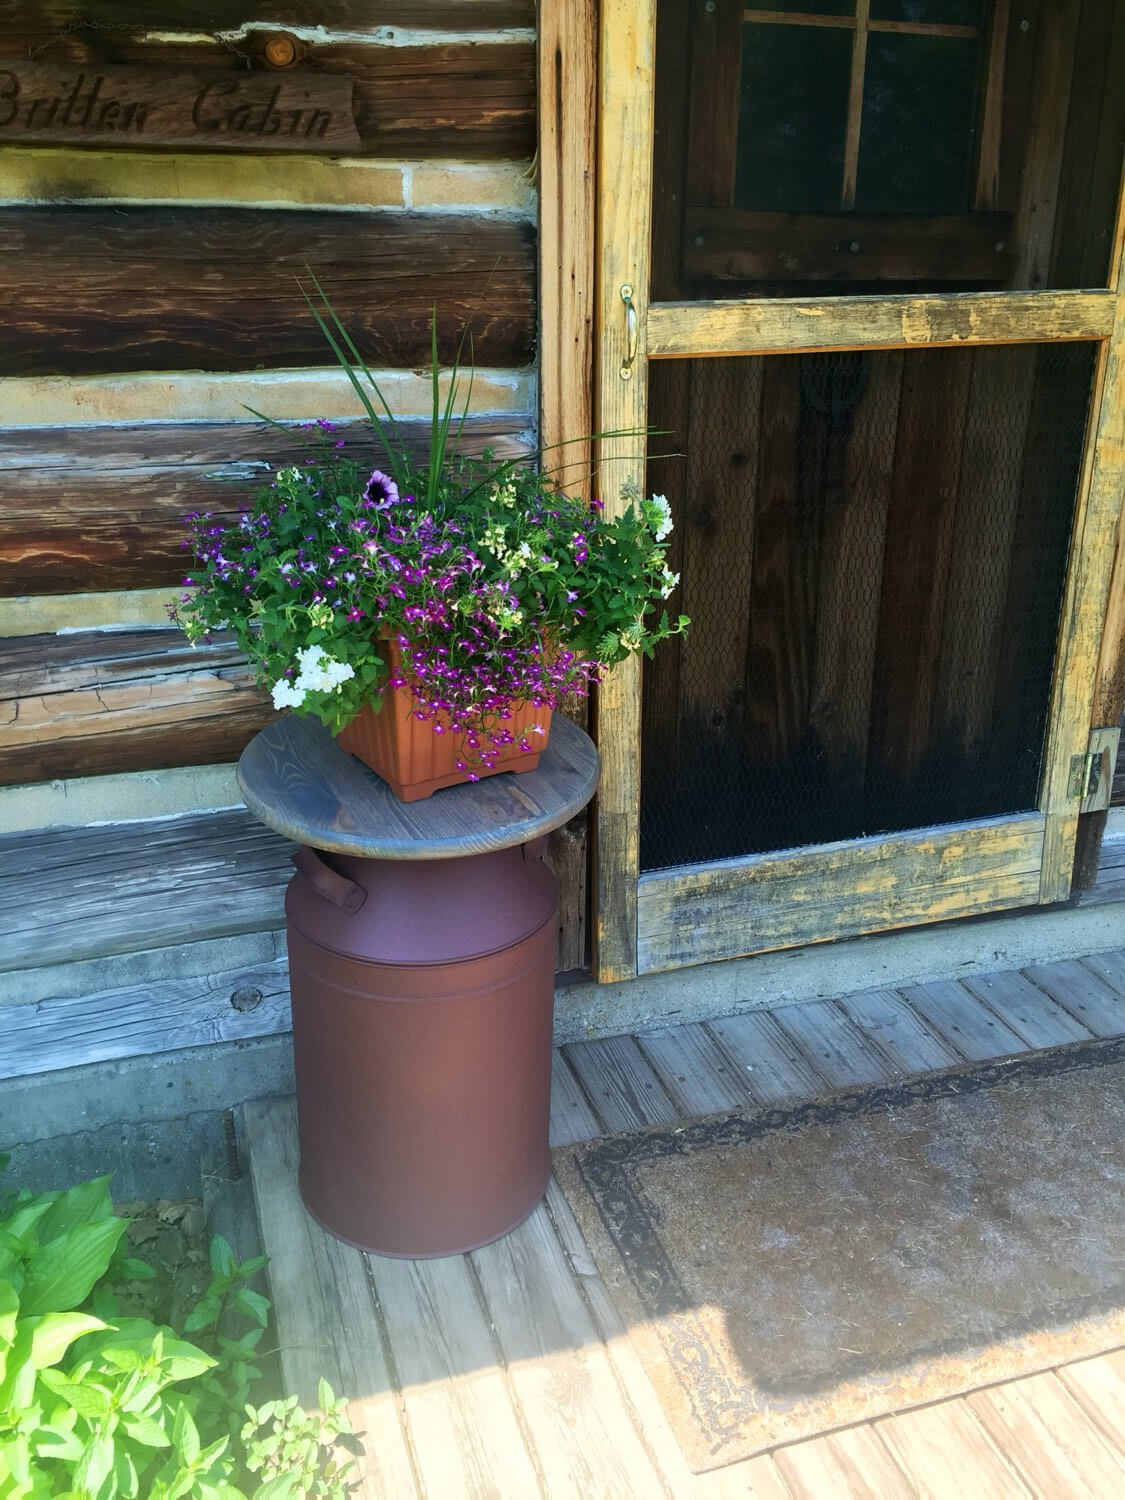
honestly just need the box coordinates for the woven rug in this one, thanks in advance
[554,1039,1125,1471]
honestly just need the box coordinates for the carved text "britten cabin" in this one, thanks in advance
[0,62,360,154]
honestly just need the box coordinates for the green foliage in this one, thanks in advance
[0,1173,356,1499]
[173,285,688,739]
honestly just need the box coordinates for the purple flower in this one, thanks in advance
[363,469,400,508]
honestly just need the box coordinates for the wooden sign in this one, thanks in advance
[0,61,360,153]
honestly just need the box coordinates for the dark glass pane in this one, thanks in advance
[736,22,852,212]
[750,1,854,13]
[870,1,983,22]
[640,343,1094,870]
[855,33,981,213]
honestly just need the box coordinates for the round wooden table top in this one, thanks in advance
[237,711,600,860]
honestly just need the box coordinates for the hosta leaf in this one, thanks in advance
[27,1312,108,1369]
[34,1178,113,1245]
[21,1218,127,1315]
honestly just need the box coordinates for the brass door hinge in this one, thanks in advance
[1068,726,1121,812]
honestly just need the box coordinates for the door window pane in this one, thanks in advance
[855,33,982,213]
[736,22,853,213]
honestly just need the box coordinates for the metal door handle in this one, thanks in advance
[621,284,637,379]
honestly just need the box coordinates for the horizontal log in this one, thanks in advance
[0,3,535,33]
[683,210,1016,285]
[0,31,534,159]
[0,207,536,375]
[0,808,291,972]
[0,627,273,784]
[0,415,533,594]
[0,956,293,1079]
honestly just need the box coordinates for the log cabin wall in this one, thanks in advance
[0,4,597,978]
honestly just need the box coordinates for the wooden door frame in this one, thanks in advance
[590,0,1125,983]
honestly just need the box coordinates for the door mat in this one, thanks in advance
[554,1039,1125,1471]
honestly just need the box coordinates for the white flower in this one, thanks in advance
[650,494,673,542]
[292,646,356,695]
[660,568,680,599]
[517,541,533,560]
[271,678,306,710]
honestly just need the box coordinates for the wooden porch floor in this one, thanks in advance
[244,949,1125,1499]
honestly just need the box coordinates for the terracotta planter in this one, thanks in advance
[336,639,553,801]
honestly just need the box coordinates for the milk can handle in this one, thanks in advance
[291,848,366,914]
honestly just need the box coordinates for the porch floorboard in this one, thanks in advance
[245,949,1125,1498]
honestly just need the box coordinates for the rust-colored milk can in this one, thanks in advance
[284,839,558,1257]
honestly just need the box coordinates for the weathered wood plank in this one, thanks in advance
[0,208,536,375]
[967,1372,1125,1496]
[1037,166,1125,901]
[874,1398,1031,1499]
[469,1203,669,1497]
[637,815,1046,973]
[537,0,596,974]
[676,357,763,756]
[772,1423,916,1499]
[683,209,1016,285]
[1010,0,1082,291]
[1056,1349,1125,1453]
[807,350,900,795]
[898,979,1030,1062]
[647,290,1117,359]
[0,416,532,594]
[1079,947,1125,995]
[0,809,291,971]
[634,1020,750,1116]
[548,1050,602,1147]
[933,346,1036,765]
[706,1010,830,1106]
[866,348,972,819]
[833,988,965,1075]
[0,957,290,1080]
[364,1251,542,1499]
[959,969,1094,1048]
[743,356,807,763]
[560,1033,679,1133]
[0,628,272,784]
[1020,957,1125,1039]
[771,999,899,1088]
[592,0,656,983]
[243,1098,419,1500]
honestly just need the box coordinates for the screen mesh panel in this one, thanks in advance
[640,343,1096,872]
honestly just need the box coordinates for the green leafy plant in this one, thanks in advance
[173,282,688,767]
[0,1165,356,1498]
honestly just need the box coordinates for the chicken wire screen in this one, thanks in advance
[640,342,1095,872]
